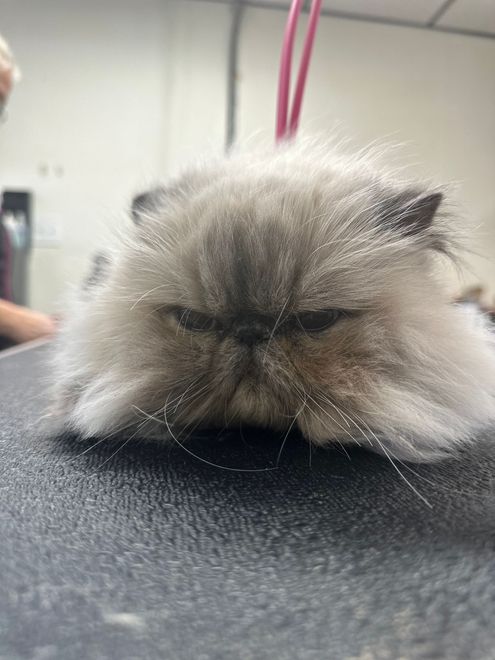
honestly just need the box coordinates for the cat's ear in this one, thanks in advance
[379,190,443,238]
[130,171,207,225]
[130,186,168,225]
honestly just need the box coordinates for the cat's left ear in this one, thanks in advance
[130,186,167,225]
[379,190,443,239]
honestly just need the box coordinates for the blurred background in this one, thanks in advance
[0,0,494,316]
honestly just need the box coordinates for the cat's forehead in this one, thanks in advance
[183,187,341,312]
[200,218,301,312]
[158,173,394,312]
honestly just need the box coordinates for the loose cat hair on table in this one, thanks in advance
[52,141,495,462]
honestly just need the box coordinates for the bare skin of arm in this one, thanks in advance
[0,299,56,344]
[0,65,12,103]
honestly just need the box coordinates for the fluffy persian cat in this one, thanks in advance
[52,142,495,462]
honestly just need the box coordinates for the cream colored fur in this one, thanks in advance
[51,141,495,462]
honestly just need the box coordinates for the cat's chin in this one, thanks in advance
[226,383,290,431]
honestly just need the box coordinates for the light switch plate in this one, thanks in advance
[32,213,63,248]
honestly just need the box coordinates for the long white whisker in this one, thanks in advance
[276,400,306,467]
[132,397,276,473]
[130,283,172,310]
[262,293,292,364]
[373,437,433,508]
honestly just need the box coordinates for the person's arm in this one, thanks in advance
[0,299,56,344]
[0,62,12,104]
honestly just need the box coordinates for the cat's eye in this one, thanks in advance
[173,308,218,332]
[296,309,344,332]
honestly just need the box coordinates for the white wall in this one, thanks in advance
[161,1,230,170]
[1,0,494,311]
[0,0,168,311]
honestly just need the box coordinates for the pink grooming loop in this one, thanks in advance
[276,0,323,143]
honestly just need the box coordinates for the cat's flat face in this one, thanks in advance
[108,165,440,443]
[58,146,495,462]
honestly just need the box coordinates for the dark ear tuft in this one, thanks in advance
[380,190,443,238]
[130,186,167,225]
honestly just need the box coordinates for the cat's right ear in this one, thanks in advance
[378,189,443,238]
[375,188,453,255]
[130,186,168,225]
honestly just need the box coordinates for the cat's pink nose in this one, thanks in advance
[232,318,272,347]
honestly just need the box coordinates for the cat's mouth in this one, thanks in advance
[233,344,272,382]
[220,347,270,405]
[227,379,281,428]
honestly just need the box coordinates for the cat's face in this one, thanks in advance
[104,162,443,447]
[59,147,495,462]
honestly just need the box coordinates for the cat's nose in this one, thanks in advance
[232,318,272,346]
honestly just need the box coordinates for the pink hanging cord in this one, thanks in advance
[276,0,323,143]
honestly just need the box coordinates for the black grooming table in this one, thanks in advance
[2,343,495,660]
